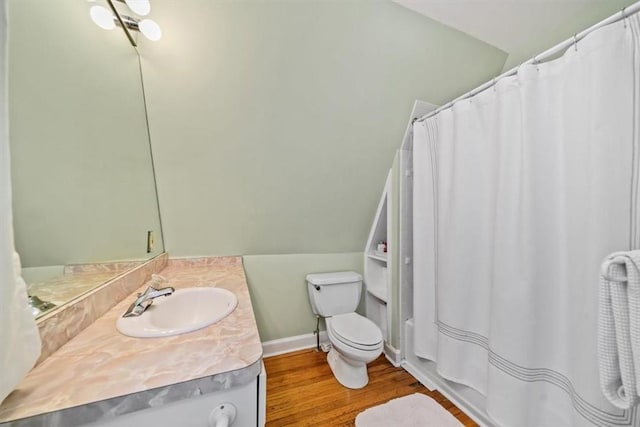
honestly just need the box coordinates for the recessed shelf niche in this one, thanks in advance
[364,171,391,344]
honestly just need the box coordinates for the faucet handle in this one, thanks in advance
[138,286,157,297]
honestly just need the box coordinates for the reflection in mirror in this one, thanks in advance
[8,0,163,319]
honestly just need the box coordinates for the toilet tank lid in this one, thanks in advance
[306,271,362,285]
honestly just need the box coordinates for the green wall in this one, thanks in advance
[138,0,507,341]
[244,252,363,341]
[501,0,637,71]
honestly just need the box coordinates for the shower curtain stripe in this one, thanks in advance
[412,11,640,427]
[438,323,635,425]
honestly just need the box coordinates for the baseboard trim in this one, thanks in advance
[262,331,329,358]
[402,360,493,427]
[402,319,493,427]
[402,359,437,391]
[384,342,402,367]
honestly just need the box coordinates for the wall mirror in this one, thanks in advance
[8,0,163,319]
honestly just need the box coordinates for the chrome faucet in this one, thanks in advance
[122,274,175,318]
[28,295,56,317]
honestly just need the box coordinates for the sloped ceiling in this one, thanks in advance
[393,0,637,69]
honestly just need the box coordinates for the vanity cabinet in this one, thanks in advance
[93,369,266,427]
[0,257,265,427]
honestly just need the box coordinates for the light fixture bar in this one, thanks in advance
[105,0,137,47]
[119,15,140,31]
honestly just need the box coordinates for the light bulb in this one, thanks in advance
[124,0,151,16]
[139,19,162,41]
[89,5,116,30]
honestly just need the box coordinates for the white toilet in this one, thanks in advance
[306,271,383,389]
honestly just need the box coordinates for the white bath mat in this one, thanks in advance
[355,393,463,427]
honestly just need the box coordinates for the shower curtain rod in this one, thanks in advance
[414,1,640,124]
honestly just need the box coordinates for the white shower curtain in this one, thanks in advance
[0,0,41,404]
[413,14,640,427]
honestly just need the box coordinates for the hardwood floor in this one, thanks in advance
[264,349,477,427]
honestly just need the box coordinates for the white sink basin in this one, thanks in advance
[116,287,238,338]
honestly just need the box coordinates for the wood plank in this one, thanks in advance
[264,349,478,427]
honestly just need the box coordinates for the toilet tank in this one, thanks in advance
[306,271,362,317]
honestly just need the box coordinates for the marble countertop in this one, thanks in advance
[0,257,263,425]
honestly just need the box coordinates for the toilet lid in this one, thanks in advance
[329,313,383,349]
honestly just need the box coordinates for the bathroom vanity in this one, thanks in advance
[0,256,265,427]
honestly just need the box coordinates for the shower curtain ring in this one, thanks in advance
[492,78,497,92]
[533,56,540,72]
[622,7,628,28]
[573,34,578,51]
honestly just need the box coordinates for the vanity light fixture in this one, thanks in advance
[138,18,162,41]
[89,5,116,30]
[89,0,162,46]
[121,0,151,17]
[118,14,162,42]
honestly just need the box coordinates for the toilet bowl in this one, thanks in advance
[325,313,383,389]
[306,271,384,389]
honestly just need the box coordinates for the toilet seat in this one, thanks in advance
[328,313,383,351]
